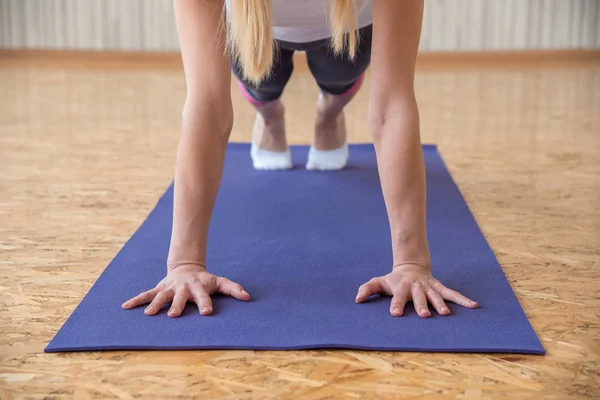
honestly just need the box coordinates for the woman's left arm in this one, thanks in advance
[355,0,478,317]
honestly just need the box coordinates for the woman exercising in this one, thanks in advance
[122,0,479,318]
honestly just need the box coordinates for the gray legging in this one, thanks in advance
[233,25,373,103]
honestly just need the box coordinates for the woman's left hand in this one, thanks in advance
[355,264,479,317]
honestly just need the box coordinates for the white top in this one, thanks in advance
[225,0,373,43]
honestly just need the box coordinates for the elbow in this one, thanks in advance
[368,94,419,145]
[181,96,233,142]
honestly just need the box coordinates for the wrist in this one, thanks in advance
[392,240,430,270]
[393,262,431,273]
[166,261,207,272]
[167,248,206,271]
[167,238,207,271]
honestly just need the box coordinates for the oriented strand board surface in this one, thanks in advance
[0,55,599,398]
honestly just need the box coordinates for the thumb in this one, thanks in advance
[216,276,251,301]
[356,278,384,303]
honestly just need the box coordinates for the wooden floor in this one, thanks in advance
[0,53,599,399]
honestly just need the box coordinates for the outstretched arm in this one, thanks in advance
[167,0,232,271]
[356,0,478,317]
[369,0,428,270]
[123,0,251,318]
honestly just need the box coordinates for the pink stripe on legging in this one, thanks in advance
[338,73,365,98]
[237,73,365,107]
[236,79,268,107]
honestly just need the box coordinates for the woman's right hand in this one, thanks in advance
[122,264,251,317]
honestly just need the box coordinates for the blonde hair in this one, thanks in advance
[227,0,359,85]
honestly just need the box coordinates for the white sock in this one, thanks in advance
[306,143,349,171]
[250,143,293,170]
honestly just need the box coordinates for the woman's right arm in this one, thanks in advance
[122,0,251,317]
[169,0,231,274]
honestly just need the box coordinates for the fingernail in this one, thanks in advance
[420,308,428,315]
[241,290,249,296]
[201,307,210,314]
[122,301,129,307]
[169,308,179,315]
[145,307,154,314]
[441,307,448,313]
[393,308,402,315]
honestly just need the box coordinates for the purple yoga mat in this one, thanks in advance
[46,144,544,354]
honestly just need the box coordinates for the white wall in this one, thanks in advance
[1,0,598,51]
